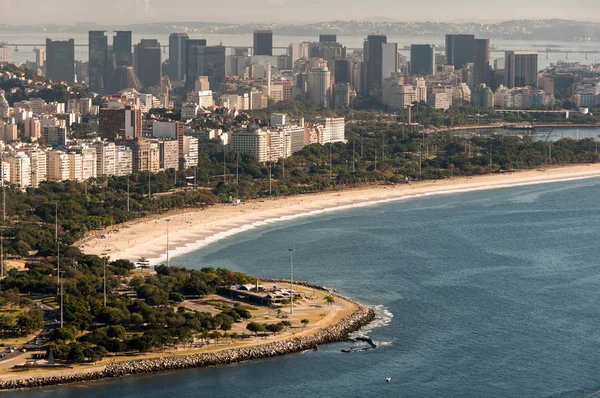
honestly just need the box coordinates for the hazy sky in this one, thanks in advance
[1,0,598,24]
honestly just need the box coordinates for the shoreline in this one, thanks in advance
[0,282,375,391]
[77,164,600,265]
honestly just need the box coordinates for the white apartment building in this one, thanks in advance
[308,67,331,107]
[115,146,133,176]
[0,91,9,118]
[8,152,31,188]
[182,136,199,169]
[26,148,47,188]
[230,129,268,163]
[158,140,179,171]
[427,92,451,110]
[0,161,9,184]
[92,141,116,176]
[315,117,345,144]
[81,148,97,180]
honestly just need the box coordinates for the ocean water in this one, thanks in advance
[8,178,600,397]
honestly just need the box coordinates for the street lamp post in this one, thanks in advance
[103,258,107,307]
[60,270,65,328]
[288,248,294,314]
[166,219,171,267]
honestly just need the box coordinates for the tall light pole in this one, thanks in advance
[54,201,58,241]
[288,248,294,314]
[103,258,107,307]
[56,239,60,296]
[329,144,332,179]
[148,170,151,198]
[269,162,272,195]
[166,219,171,267]
[1,151,5,223]
[0,229,3,291]
[126,176,130,213]
[60,270,65,328]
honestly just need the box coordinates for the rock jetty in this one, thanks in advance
[0,284,375,391]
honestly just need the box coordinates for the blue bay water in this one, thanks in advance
[8,178,600,397]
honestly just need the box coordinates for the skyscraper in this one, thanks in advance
[364,35,387,97]
[186,44,225,90]
[169,33,189,81]
[381,43,398,81]
[135,39,162,89]
[473,39,491,88]
[253,30,273,56]
[113,31,132,67]
[505,51,539,88]
[46,39,75,85]
[334,59,350,84]
[308,66,331,107]
[88,31,108,92]
[410,45,435,76]
[319,34,337,43]
[445,34,475,69]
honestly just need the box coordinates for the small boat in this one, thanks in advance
[386,378,391,383]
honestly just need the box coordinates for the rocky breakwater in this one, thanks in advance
[0,293,374,391]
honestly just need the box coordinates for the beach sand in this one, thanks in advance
[77,164,600,264]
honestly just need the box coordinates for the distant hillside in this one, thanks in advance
[0,19,599,41]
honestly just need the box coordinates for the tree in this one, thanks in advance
[106,325,127,339]
[324,295,335,306]
[51,327,76,341]
[246,321,265,336]
[301,319,309,328]
[209,330,221,343]
[266,323,284,335]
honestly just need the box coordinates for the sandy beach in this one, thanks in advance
[77,164,600,264]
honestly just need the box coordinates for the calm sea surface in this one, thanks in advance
[8,177,600,397]
[1,32,598,69]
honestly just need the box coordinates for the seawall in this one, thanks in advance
[0,284,375,391]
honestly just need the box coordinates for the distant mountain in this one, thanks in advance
[0,19,599,41]
[361,16,399,23]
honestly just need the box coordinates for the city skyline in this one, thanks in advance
[0,1,598,25]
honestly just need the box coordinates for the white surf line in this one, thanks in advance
[145,174,600,266]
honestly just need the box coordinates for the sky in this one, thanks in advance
[0,0,598,24]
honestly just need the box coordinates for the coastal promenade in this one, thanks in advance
[0,282,375,391]
[78,164,600,265]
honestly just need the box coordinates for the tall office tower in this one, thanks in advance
[88,31,108,92]
[186,44,225,90]
[364,34,387,97]
[308,66,331,107]
[410,45,435,76]
[320,34,337,43]
[46,39,75,85]
[98,103,142,140]
[505,51,539,88]
[253,30,273,56]
[169,33,189,81]
[381,43,398,81]
[34,48,46,70]
[445,34,475,69]
[113,31,132,67]
[334,59,350,84]
[473,39,491,88]
[135,39,162,89]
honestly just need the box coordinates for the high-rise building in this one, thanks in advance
[135,39,162,89]
[34,48,46,70]
[505,51,539,88]
[25,148,47,188]
[115,138,159,172]
[46,151,70,182]
[473,39,491,88]
[158,140,179,171]
[410,45,435,76]
[113,31,132,67]
[46,39,75,85]
[472,84,495,108]
[182,136,198,169]
[115,146,133,176]
[186,44,225,90]
[231,129,268,163]
[445,34,475,69]
[152,120,185,165]
[88,31,108,92]
[364,35,387,97]
[8,153,32,188]
[319,34,337,43]
[92,141,116,176]
[81,148,97,180]
[98,103,142,140]
[334,83,352,109]
[24,117,41,140]
[253,30,273,56]
[334,59,350,84]
[169,33,189,81]
[308,66,331,107]
[381,43,398,82]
